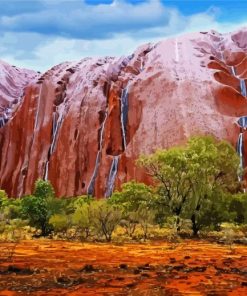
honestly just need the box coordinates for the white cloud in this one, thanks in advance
[0,1,246,71]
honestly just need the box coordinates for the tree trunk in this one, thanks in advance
[191,214,199,237]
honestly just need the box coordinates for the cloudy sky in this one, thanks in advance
[1,0,247,72]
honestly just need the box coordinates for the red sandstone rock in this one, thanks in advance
[0,29,247,197]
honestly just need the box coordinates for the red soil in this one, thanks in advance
[0,240,246,295]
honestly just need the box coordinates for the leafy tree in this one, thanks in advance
[90,200,122,242]
[49,214,70,235]
[0,190,8,209]
[139,136,240,235]
[185,190,234,234]
[72,201,93,240]
[111,181,156,239]
[21,180,61,236]
[136,205,155,240]
[111,181,154,212]
[33,179,55,199]
[229,193,247,224]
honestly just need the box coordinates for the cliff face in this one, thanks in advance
[0,29,247,198]
[0,60,37,127]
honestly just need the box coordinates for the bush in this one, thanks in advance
[90,200,122,242]
[49,214,70,235]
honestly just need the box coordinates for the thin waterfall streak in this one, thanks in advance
[231,66,236,76]
[34,84,42,130]
[0,107,11,128]
[105,156,119,197]
[120,84,129,150]
[44,112,55,180]
[50,112,63,154]
[99,111,108,148]
[140,57,144,71]
[238,116,247,128]
[240,79,247,97]
[44,160,49,181]
[231,66,246,97]
[237,132,244,181]
[87,111,108,195]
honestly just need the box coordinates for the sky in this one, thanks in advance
[0,0,247,72]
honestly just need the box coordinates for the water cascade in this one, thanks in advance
[105,156,119,197]
[240,79,247,97]
[140,57,144,72]
[237,116,247,182]
[87,111,108,195]
[50,111,64,154]
[44,160,49,181]
[231,66,246,97]
[104,83,130,196]
[0,107,11,128]
[237,132,244,181]
[34,85,42,130]
[44,110,64,181]
[231,66,236,76]
[120,84,129,150]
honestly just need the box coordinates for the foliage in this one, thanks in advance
[111,181,154,212]
[33,179,55,199]
[111,181,156,239]
[139,136,240,235]
[90,200,122,242]
[49,214,70,234]
[229,193,247,224]
[72,201,93,240]
[21,180,61,236]
[0,136,246,243]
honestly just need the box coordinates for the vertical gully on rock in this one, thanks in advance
[140,57,144,72]
[87,110,108,195]
[0,107,11,128]
[237,132,244,181]
[34,84,42,130]
[214,40,247,188]
[105,156,119,197]
[120,83,129,150]
[44,109,64,181]
[240,79,247,97]
[231,66,247,97]
[105,83,130,196]
[237,116,247,182]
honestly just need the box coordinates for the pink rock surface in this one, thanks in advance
[0,28,247,197]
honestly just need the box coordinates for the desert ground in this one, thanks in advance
[0,240,246,295]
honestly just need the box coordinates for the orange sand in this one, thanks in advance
[0,239,246,295]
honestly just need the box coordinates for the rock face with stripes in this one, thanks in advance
[0,28,247,198]
[0,60,37,128]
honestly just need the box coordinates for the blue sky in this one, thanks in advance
[1,0,246,71]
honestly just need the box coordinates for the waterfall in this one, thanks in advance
[44,112,56,181]
[231,66,246,97]
[105,156,119,197]
[0,118,4,128]
[34,84,42,130]
[140,57,144,72]
[50,111,63,154]
[238,116,247,128]
[240,79,247,97]
[44,160,49,181]
[0,107,11,128]
[237,132,244,181]
[231,66,236,76]
[120,84,129,150]
[87,111,108,195]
